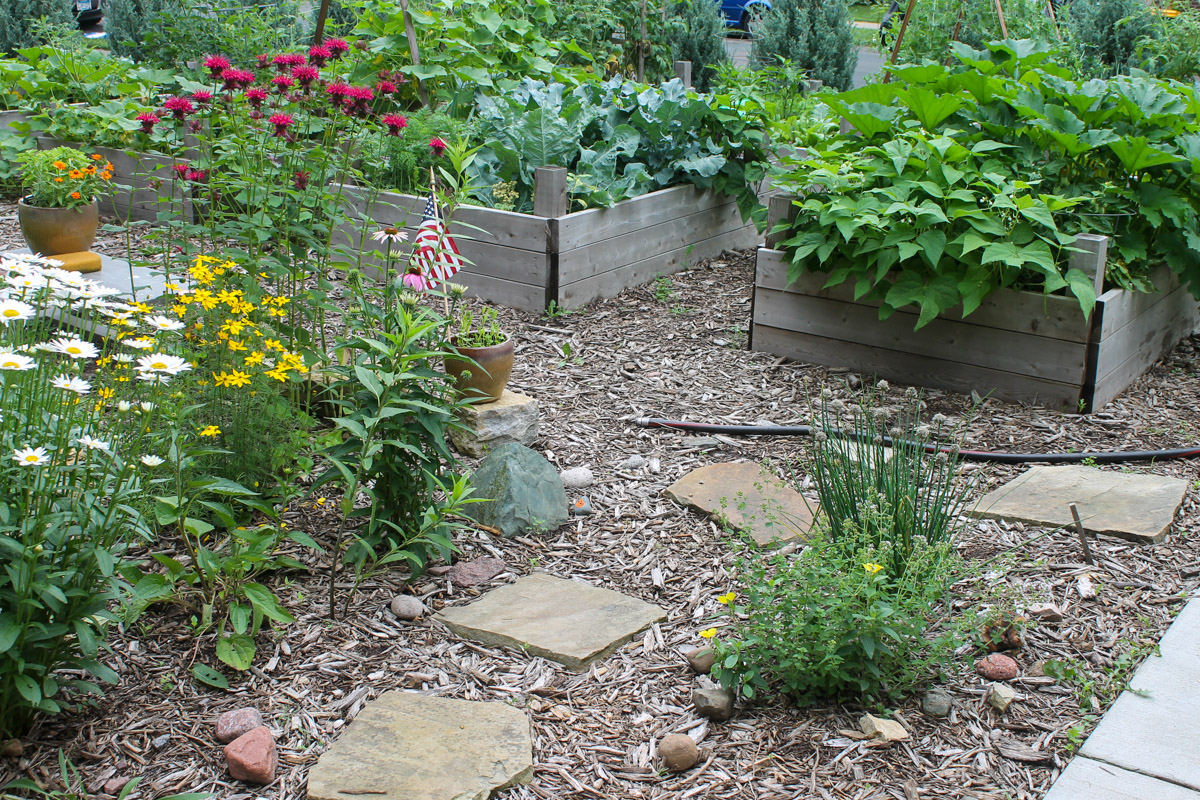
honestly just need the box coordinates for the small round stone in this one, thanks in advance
[659,734,699,771]
[560,466,595,489]
[976,653,1019,681]
[922,688,953,718]
[1,739,23,758]
[389,595,426,621]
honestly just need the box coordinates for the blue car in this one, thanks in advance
[717,0,771,34]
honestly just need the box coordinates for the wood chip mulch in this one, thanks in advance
[3,200,1200,800]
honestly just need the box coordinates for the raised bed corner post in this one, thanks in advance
[1073,232,1110,412]
[674,61,693,88]
[534,166,570,312]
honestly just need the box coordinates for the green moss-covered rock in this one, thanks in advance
[467,443,568,538]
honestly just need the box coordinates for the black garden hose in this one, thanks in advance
[634,417,1200,465]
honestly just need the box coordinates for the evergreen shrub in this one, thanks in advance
[0,0,74,55]
[666,0,732,92]
[751,0,857,90]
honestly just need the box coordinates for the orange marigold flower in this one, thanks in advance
[104,162,113,171]
[99,171,113,180]
[52,160,67,170]
[85,165,96,174]
[68,170,83,179]
[70,192,81,199]
[91,153,103,161]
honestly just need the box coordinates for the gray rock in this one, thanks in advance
[685,647,715,674]
[692,685,734,722]
[466,443,568,538]
[560,466,595,489]
[621,454,646,470]
[659,734,699,771]
[922,689,953,718]
[448,391,539,458]
[570,496,594,516]
[1029,603,1065,623]
[389,595,426,621]
[150,734,171,750]
[681,436,721,450]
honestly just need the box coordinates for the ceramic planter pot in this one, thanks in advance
[445,337,514,402]
[18,197,100,256]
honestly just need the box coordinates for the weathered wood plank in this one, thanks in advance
[756,248,1093,343]
[1089,282,1200,409]
[341,184,548,252]
[751,323,1083,409]
[557,199,753,283]
[557,185,749,251]
[558,226,757,309]
[1097,264,1182,339]
[753,287,1090,383]
[332,218,549,286]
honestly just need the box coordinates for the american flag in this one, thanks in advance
[409,190,465,288]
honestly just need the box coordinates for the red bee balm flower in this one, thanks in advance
[245,88,268,107]
[375,79,398,96]
[191,90,214,105]
[203,55,231,77]
[269,113,295,137]
[273,53,306,71]
[185,169,208,183]
[256,53,272,68]
[270,76,295,94]
[294,170,310,190]
[325,38,350,58]
[429,137,448,156]
[308,45,331,67]
[325,82,350,108]
[382,114,408,135]
[345,85,373,116]
[136,112,160,134]
[292,65,319,89]
[163,96,194,120]
[172,163,189,176]
[221,68,256,92]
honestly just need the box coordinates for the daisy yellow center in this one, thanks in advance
[66,346,82,354]
[2,361,18,367]
[2,310,19,317]
[151,360,168,369]
[23,455,38,462]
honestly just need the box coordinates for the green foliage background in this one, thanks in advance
[752,0,857,90]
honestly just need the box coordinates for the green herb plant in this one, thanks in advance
[16,147,113,209]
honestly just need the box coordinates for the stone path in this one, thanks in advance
[436,573,666,670]
[974,465,1188,544]
[306,692,532,800]
[1044,594,1200,799]
[664,461,815,546]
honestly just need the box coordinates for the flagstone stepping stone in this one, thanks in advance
[306,692,532,800]
[974,465,1188,545]
[435,573,666,670]
[664,462,815,546]
[448,390,539,458]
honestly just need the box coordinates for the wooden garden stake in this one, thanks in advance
[638,0,648,82]
[1068,502,1095,566]
[398,0,431,108]
[883,0,919,82]
[993,0,1009,38]
[313,0,331,44]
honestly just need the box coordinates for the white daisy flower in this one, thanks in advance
[113,353,135,364]
[5,274,49,290]
[123,338,156,350]
[136,372,172,385]
[116,401,133,412]
[140,454,164,467]
[135,353,192,375]
[139,401,155,412]
[51,374,92,395]
[145,315,185,332]
[0,351,36,371]
[47,337,100,359]
[12,446,49,466]
[77,435,111,452]
[0,299,35,323]
[371,227,409,244]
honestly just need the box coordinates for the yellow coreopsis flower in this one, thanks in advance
[264,366,290,382]
[244,351,265,366]
[227,339,248,352]
[717,592,736,605]
[199,425,221,437]
[699,628,717,640]
[264,338,285,353]
[863,563,884,574]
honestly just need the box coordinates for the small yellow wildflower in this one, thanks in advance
[863,563,884,574]
[199,425,221,437]
[264,366,290,382]
[699,628,717,640]
[244,351,265,366]
[717,592,736,605]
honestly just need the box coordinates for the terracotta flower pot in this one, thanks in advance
[18,197,100,256]
[445,337,514,403]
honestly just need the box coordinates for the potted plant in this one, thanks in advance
[444,301,513,402]
[15,146,113,257]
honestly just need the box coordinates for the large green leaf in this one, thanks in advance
[216,633,256,671]
[1108,137,1181,172]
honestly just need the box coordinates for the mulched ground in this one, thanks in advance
[3,201,1200,800]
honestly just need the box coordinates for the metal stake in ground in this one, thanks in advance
[1068,502,1095,566]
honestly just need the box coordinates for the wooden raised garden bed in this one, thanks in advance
[338,167,762,313]
[751,236,1200,411]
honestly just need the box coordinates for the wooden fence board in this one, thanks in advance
[558,199,752,282]
[752,323,1083,409]
[756,249,1092,343]
[557,185,744,250]
[753,287,1089,383]
[1097,265,1182,339]
[559,226,756,309]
